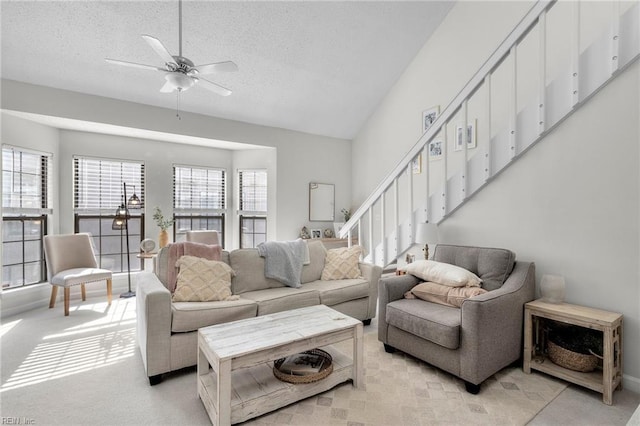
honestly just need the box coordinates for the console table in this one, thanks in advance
[523,300,623,405]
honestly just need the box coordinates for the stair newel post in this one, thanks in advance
[393,176,399,260]
[368,207,374,265]
[484,73,492,181]
[571,1,581,107]
[408,155,415,254]
[462,99,468,200]
[538,11,547,136]
[441,123,448,220]
[380,192,386,266]
[509,45,518,160]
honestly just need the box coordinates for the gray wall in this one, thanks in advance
[350,1,640,391]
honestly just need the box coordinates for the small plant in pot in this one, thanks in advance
[153,207,174,248]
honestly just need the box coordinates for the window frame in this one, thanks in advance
[238,169,268,248]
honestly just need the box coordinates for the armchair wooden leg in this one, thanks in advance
[49,286,58,309]
[81,284,87,301]
[106,279,113,305]
[64,287,71,316]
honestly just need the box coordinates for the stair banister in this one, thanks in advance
[340,0,555,238]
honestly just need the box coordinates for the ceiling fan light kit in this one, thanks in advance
[105,0,237,117]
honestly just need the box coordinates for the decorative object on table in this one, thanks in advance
[546,319,602,372]
[113,182,142,298]
[405,253,415,264]
[422,105,440,133]
[411,153,422,174]
[273,348,333,384]
[428,140,443,160]
[455,120,477,151]
[414,222,438,259]
[323,228,334,238]
[153,207,174,248]
[140,238,156,253]
[310,229,322,239]
[299,226,311,239]
[540,274,565,303]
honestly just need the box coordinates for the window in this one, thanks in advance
[73,157,144,273]
[238,169,267,248]
[2,146,52,288]
[173,165,226,244]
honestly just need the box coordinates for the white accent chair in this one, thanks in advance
[186,230,220,245]
[43,233,113,316]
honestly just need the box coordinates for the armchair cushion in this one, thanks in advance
[50,267,112,287]
[386,299,461,349]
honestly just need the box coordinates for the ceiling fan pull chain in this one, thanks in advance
[176,90,181,120]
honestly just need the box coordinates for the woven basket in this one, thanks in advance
[273,349,333,384]
[547,341,598,372]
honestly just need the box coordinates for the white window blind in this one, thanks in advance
[238,170,267,214]
[173,165,225,214]
[74,157,145,214]
[2,146,52,215]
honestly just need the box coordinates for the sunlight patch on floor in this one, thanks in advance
[0,319,22,338]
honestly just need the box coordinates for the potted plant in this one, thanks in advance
[334,208,352,238]
[153,207,174,248]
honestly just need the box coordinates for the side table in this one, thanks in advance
[523,299,623,405]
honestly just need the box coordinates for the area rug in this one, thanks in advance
[0,297,566,425]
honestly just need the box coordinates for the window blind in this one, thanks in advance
[173,165,225,214]
[2,147,52,215]
[74,157,145,214]
[238,169,267,214]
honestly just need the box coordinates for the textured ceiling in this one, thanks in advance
[1,1,453,140]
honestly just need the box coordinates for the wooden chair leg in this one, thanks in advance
[81,284,87,301]
[49,286,58,309]
[64,287,71,316]
[106,279,113,305]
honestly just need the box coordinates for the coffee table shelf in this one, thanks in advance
[197,305,363,425]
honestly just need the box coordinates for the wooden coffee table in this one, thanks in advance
[197,305,364,425]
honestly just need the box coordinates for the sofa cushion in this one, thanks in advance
[171,298,257,332]
[302,278,369,306]
[407,282,488,308]
[300,240,327,284]
[240,287,320,316]
[172,256,238,302]
[321,246,363,280]
[433,244,516,291]
[386,299,461,349]
[229,249,285,294]
[402,260,482,287]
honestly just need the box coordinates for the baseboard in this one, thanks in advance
[624,373,640,394]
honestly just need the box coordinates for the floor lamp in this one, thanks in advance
[112,182,141,298]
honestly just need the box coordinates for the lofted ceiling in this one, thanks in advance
[1,1,453,141]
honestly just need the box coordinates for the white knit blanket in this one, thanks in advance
[257,239,308,288]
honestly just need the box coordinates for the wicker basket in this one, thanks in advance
[273,349,333,384]
[547,340,598,372]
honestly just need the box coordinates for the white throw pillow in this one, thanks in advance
[402,260,482,287]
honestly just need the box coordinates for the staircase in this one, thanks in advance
[340,0,639,267]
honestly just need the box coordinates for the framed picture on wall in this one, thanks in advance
[422,106,440,133]
[428,140,443,160]
[412,153,422,174]
[310,229,322,239]
[455,120,477,151]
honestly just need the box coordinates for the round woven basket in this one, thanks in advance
[273,349,333,384]
[547,340,598,372]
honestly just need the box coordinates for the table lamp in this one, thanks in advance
[415,222,438,260]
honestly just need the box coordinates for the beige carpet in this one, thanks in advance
[1,296,566,425]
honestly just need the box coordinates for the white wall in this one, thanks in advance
[351,1,640,391]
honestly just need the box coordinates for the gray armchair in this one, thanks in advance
[378,244,535,394]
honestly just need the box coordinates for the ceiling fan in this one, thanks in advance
[105,0,237,97]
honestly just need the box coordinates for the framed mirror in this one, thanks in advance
[309,183,335,221]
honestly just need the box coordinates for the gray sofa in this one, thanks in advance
[136,240,382,385]
[378,244,535,394]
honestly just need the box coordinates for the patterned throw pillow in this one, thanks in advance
[321,246,364,280]
[406,282,488,308]
[172,256,238,302]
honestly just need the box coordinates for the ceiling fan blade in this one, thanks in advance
[193,61,238,75]
[105,58,164,71]
[160,81,175,93]
[141,35,177,66]
[196,77,232,96]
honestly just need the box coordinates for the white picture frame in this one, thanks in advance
[411,153,422,174]
[454,120,477,151]
[422,106,440,133]
[428,140,443,160]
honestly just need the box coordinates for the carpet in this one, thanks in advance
[0,297,566,425]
